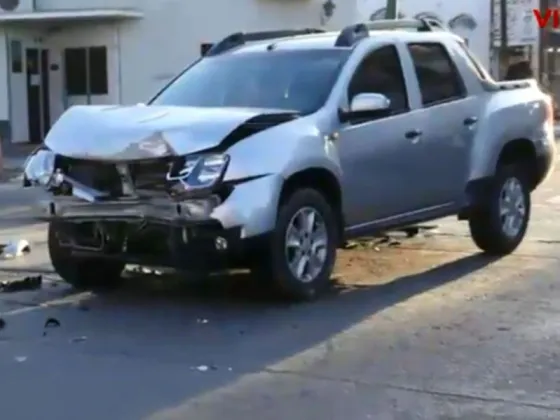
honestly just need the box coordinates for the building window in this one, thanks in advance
[64,48,87,95]
[63,46,108,96]
[89,46,108,94]
[10,40,22,73]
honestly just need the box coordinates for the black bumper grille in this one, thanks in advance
[58,157,123,196]
[57,156,177,196]
[129,159,173,192]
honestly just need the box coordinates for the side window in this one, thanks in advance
[348,45,409,115]
[407,43,466,106]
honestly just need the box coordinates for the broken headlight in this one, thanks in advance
[167,154,230,191]
[23,148,56,186]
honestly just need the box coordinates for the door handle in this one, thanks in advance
[464,116,478,126]
[405,129,422,139]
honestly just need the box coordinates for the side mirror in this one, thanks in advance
[349,93,390,113]
[339,93,391,123]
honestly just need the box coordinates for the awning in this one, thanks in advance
[0,9,142,24]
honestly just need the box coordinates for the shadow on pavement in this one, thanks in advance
[2,251,498,420]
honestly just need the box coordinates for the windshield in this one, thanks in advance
[150,49,350,114]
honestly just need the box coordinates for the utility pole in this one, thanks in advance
[386,0,398,19]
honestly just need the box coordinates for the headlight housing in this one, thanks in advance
[167,154,229,191]
[23,148,56,186]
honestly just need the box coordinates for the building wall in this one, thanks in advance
[32,0,357,105]
[356,0,492,69]
[112,0,356,104]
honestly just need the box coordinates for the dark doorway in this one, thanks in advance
[26,48,51,143]
[26,48,41,143]
[41,49,50,137]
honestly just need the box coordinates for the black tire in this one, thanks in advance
[252,188,338,301]
[468,164,531,255]
[48,222,125,290]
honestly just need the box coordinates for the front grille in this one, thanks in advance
[58,157,122,196]
[57,156,180,197]
[129,158,174,192]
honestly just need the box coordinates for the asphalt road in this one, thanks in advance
[2,164,560,420]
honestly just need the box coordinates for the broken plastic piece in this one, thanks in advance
[44,317,61,329]
[0,275,42,293]
[0,239,30,259]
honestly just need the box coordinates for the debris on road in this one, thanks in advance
[44,317,61,329]
[194,365,218,372]
[70,336,87,343]
[14,356,27,363]
[0,239,30,259]
[196,318,209,324]
[0,318,5,330]
[0,275,42,293]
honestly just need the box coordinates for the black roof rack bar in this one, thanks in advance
[204,28,325,56]
[335,18,447,47]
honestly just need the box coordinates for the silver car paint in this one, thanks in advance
[44,105,297,161]
[34,30,554,239]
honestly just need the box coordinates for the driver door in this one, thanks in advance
[337,44,427,228]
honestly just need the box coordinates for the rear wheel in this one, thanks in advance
[252,188,338,301]
[468,164,531,255]
[48,222,125,290]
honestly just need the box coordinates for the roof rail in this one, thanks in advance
[335,18,447,47]
[204,28,326,56]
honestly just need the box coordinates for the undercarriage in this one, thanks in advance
[50,220,246,271]
[35,155,253,270]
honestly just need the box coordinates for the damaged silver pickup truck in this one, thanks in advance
[23,20,556,301]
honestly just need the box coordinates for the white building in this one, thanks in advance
[0,0,356,145]
[0,0,504,145]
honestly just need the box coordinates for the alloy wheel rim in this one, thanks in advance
[284,206,328,283]
[499,177,526,238]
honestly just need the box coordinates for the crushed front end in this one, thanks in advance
[23,148,253,270]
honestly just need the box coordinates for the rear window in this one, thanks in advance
[457,41,492,81]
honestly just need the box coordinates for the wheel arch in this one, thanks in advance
[279,167,345,245]
[496,138,539,190]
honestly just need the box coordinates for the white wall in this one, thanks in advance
[356,0,492,69]
[45,23,119,119]
[4,27,44,143]
[114,0,357,105]
[36,0,136,10]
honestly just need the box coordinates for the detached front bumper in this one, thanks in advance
[34,195,221,225]
[31,173,283,238]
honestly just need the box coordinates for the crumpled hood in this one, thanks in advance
[44,105,296,160]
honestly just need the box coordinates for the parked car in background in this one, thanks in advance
[23,19,555,301]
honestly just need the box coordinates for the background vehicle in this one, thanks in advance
[23,19,555,301]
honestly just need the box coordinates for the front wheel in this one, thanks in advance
[48,222,125,290]
[253,188,338,301]
[468,164,531,255]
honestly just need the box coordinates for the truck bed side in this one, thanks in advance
[468,80,553,182]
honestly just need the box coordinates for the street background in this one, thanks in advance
[0,134,559,419]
